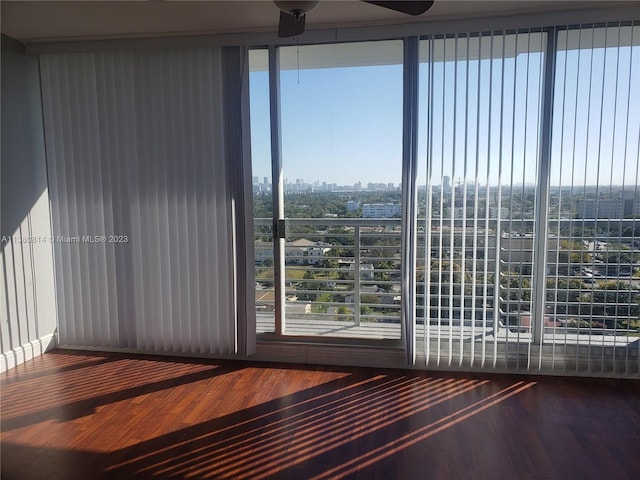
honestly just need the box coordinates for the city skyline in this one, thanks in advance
[252,174,638,191]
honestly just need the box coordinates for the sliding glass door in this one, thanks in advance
[251,41,405,341]
[250,22,639,375]
[249,49,276,334]
[416,24,639,374]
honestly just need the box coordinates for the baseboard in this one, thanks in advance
[0,332,57,373]
[45,338,639,379]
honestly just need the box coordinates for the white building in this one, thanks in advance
[347,263,375,280]
[362,203,401,218]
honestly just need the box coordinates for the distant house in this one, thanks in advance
[256,238,332,265]
[287,238,332,265]
[348,263,374,281]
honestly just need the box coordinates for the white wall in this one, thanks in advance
[1,35,57,371]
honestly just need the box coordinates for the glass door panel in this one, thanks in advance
[278,41,404,340]
[249,49,276,334]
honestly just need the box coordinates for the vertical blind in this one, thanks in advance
[546,24,640,375]
[419,23,639,375]
[419,30,546,370]
[40,47,255,355]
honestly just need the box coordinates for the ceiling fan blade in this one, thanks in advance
[363,1,435,16]
[278,10,306,37]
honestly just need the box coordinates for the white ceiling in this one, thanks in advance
[1,1,634,43]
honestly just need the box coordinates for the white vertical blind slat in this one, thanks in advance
[40,57,65,344]
[94,54,115,346]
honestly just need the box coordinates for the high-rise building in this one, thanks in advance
[576,192,638,219]
[443,176,451,192]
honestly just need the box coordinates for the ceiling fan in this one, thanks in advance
[274,1,435,38]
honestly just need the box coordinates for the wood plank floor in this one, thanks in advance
[1,350,639,480]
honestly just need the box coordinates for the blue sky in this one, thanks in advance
[250,61,403,185]
[249,33,640,189]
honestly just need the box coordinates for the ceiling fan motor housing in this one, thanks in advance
[274,1,321,17]
[275,1,434,37]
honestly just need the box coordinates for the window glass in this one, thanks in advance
[278,41,404,339]
[249,49,275,333]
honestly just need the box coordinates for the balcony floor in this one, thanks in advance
[257,314,639,347]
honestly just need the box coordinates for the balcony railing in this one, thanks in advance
[254,217,640,344]
[255,218,403,339]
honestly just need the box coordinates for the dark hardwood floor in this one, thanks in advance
[1,350,639,479]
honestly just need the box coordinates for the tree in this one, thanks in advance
[555,240,592,275]
[600,245,639,264]
[319,259,338,269]
[429,261,472,291]
[253,193,273,218]
[374,261,393,290]
[325,227,353,246]
[545,278,583,315]
[328,247,354,259]
[298,271,322,300]
[621,225,640,237]
[311,293,333,313]
[579,281,640,329]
